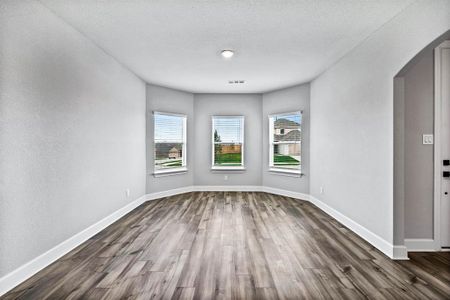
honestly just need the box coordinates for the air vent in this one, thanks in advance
[228,80,245,84]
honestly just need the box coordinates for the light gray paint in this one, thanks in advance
[41,0,414,93]
[403,50,434,239]
[193,94,262,186]
[310,0,450,245]
[0,1,146,277]
[146,84,194,193]
[393,77,405,245]
[262,84,310,194]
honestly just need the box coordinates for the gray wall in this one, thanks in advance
[146,84,194,193]
[193,94,263,186]
[0,1,146,277]
[262,84,310,194]
[403,50,434,239]
[310,0,450,245]
[393,77,406,245]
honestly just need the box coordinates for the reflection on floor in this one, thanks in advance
[2,192,449,299]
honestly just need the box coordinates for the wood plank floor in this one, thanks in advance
[2,192,449,299]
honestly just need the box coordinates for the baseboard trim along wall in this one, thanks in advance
[261,186,310,201]
[308,196,407,260]
[0,185,409,296]
[194,185,262,192]
[0,194,148,297]
[404,238,437,252]
[393,245,409,260]
[148,186,310,200]
[146,186,195,200]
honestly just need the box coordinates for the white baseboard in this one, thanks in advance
[193,185,262,192]
[147,185,307,195]
[1,185,410,296]
[0,194,148,297]
[393,245,409,260]
[146,186,194,200]
[404,239,436,252]
[309,196,396,259]
[262,186,309,201]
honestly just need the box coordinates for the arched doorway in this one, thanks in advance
[394,30,450,256]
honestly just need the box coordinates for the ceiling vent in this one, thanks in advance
[228,80,245,84]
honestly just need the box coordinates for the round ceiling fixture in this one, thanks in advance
[221,50,234,59]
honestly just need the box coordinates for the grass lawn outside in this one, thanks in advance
[274,154,300,166]
[214,153,242,166]
[155,159,182,169]
[164,161,182,167]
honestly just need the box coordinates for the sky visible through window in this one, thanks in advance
[274,114,301,124]
[214,117,243,143]
[154,114,299,143]
[154,114,184,142]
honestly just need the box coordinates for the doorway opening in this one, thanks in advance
[435,40,450,250]
[394,31,450,255]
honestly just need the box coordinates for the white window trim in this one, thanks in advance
[153,111,187,176]
[211,115,245,171]
[268,168,302,177]
[153,167,188,177]
[268,111,302,175]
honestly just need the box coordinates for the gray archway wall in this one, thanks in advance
[394,30,450,249]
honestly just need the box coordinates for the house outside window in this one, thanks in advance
[269,111,302,174]
[212,116,244,170]
[153,111,187,174]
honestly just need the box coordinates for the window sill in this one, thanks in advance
[153,167,188,177]
[211,166,246,172]
[269,168,303,177]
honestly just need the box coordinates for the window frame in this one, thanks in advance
[211,115,245,171]
[268,111,302,176]
[153,111,187,176]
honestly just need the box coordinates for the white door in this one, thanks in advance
[436,41,450,248]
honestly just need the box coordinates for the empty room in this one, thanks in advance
[1,0,450,299]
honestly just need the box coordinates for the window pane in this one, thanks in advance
[273,142,301,169]
[214,143,242,166]
[213,117,243,143]
[154,142,183,170]
[270,112,301,172]
[273,114,301,142]
[154,113,184,142]
[154,112,186,172]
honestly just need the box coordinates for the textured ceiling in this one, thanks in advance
[41,0,414,93]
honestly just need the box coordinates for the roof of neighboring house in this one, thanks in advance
[169,147,179,153]
[274,118,300,129]
[274,129,301,142]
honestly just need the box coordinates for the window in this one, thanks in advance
[269,111,302,174]
[212,116,244,169]
[153,112,187,174]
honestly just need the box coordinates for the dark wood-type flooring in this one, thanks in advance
[2,192,450,299]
